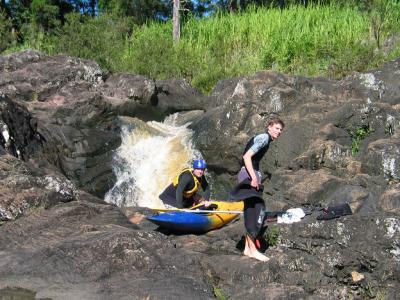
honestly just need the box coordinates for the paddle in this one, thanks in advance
[152,208,243,214]
[151,208,286,220]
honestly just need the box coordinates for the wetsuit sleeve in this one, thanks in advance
[201,176,210,200]
[249,133,270,154]
[175,172,194,208]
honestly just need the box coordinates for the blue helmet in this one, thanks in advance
[193,159,207,170]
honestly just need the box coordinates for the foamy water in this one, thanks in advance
[104,114,201,208]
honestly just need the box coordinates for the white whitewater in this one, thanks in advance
[104,114,201,208]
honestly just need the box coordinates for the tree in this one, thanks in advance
[0,0,7,11]
[0,8,15,51]
[368,0,397,49]
[98,0,170,24]
[30,0,60,32]
[173,0,180,41]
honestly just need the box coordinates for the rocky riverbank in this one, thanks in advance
[0,50,398,299]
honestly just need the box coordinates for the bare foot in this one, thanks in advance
[129,213,145,224]
[243,235,269,262]
[244,250,270,262]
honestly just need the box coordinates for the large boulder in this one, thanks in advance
[0,50,209,197]
[0,49,399,300]
[0,200,215,299]
[156,78,209,114]
[0,149,77,221]
[190,59,400,210]
[1,198,398,299]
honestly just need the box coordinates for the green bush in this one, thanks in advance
[350,125,372,155]
[0,10,15,52]
[266,226,280,247]
[48,12,134,72]
[3,2,400,93]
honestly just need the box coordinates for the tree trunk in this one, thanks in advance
[173,0,180,42]
[89,0,96,17]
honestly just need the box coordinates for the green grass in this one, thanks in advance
[3,3,400,93]
[266,226,280,246]
[122,3,400,92]
[214,287,228,300]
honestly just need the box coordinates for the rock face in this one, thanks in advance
[0,148,77,222]
[0,50,208,197]
[0,201,215,299]
[0,50,399,299]
[190,60,400,212]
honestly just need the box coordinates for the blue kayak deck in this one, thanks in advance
[147,211,213,233]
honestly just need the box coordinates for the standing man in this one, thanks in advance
[230,118,284,262]
[159,159,211,208]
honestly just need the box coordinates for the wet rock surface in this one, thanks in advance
[190,59,400,212]
[0,201,214,300]
[0,50,399,299]
[0,50,208,197]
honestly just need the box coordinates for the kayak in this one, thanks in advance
[147,201,244,233]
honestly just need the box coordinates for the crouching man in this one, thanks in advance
[159,159,211,208]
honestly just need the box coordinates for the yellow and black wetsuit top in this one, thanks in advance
[171,168,210,208]
[173,168,200,198]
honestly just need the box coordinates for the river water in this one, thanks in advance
[104,113,202,208]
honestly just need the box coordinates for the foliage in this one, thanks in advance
[266,226,280,246]
[30,0,60,32]
[98,0,171,24]
[6,0,31,28]
[0,9,16,52]
[47,12,133,71]
[3,0,75,49]
[122,4,392,92]
[361,282,380,298]
[368,0,400,49]
[214,287,228,300]
[12,0,61,50]
[2,2,400,94]
[350,125,372,155]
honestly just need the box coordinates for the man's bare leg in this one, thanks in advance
[243,234,270,262]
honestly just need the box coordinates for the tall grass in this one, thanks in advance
[123,4,394,92]
[6,3,400,93]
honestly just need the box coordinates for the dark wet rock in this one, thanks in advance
[156,78,208,114]
[0,200,215,300]
[0,50,208,197]
[124,208,399,300]
[362,136,400,181]
[379,184,400,213]
[0,50,103,102]
[264,169,374,211]
[0,49,47,72]
[168,110,205,126]
[0,50,400,299]
[0,151,77,221]
[191,59,400,210]
[100,73,162,121]
[1,199,399,299]
[102,73,157,105]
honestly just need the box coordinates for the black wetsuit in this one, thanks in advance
[159,170,210,208]
[242,133,271,171]
[232,133,272,240]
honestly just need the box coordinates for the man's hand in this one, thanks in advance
[200,200,212,207]
[250,177,259,191]
[243,150,259,191]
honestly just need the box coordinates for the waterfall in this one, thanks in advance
[104,114,201,208]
